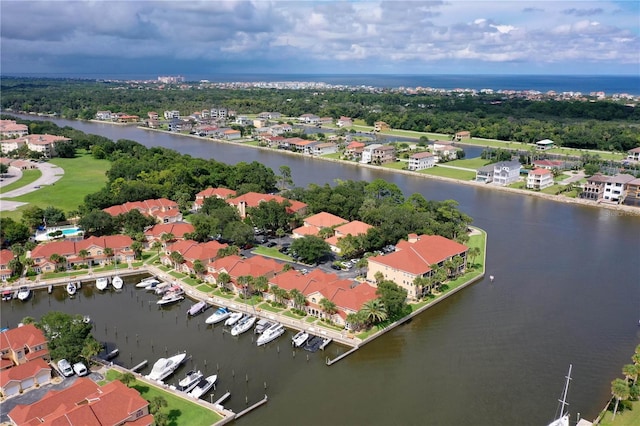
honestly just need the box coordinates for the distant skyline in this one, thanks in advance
[1,1,639,76]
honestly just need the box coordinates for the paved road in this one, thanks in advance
[0,162,65,211]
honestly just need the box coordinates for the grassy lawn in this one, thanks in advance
[598,400,640,426]
[0,169,42,194]
[282,310,306,320]
[509,181,527,189]
[182,277,199,286]
[252,246,292,261]
[211,289,234,299]
[321,152,342,160]
[421,166,476,180]
[196,283,215,292]
[169,271,187,279]
[257,302,284,313]
[446,158,491,169]
[105,370,222,425]
[541,185,562,195]
[1,152,110,219]
[305,316,318,323]
[381,161,408,170]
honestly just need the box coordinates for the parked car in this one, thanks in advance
[266,241,277,247]
[331,264,342,270]
[73,362,88,376]
[58,359,74,377]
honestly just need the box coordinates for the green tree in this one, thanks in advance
[78,209,117,236]
[278,165,293,191]
[36,311,95,362]
[468,246,481,266]
[359,299,388,325]
[253,275,269,293]
[319,298,338,319]
[289,288,306,311]
[103,247,114,264]
[0,217,31,246]
[290,235,330,264]
[272,285,288,306]
[248,199,292,233]
[623,364,639,385]
[80,338,103,364]
[376,280,409,320]
[149,395,168,415]
[611,378,630,420]
[237,275,254,298]
[217,272,232,290]
[119,372,136,386]
[131,241,143,260]
[151,241,163,256]
[169,251,184,270]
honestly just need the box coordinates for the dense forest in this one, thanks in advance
[2,77,639,152]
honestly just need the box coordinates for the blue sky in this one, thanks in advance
[1,0,639,77]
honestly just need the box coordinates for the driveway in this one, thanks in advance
[0,375,78,423]
[0,162,65,211]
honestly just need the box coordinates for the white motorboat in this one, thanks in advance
[136,277,159,288]
[292,330,309,347]
[231,315,256,336]
[189,374,218,399]
[157,293,184,306]
[154,282,172,294]
[224,312,243,326]
[254,318,272,334]
[177,369,204,393]
[66,281,77,296]
[17,286,31,301]
[95,277,109,291]
[147,352,187,382]
[547,364,572,426]
[256,323,285,346]
[188,301,207,316]
[160,285,184,298]
[205,307,231,324]
[112,275,123,290]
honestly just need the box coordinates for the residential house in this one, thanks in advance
[8,377,153,426]
[195,125,219,137]
[0,249,13,281]
[1,139,23,154]
[292,212,348,239]
[0,358,51,399]
[492,161,522,186]
[103,198,182,223]
[116,114,139,123]
[360,144,382,164]
[455,131,471,140]
[0,324,50,368]
[258,112,282,120]
[6,134,71,158]
[318,117,333,125]
[288,139,319,154]
[207,254,283,291]
[345,141,365,160]
[580,174,610,202]
[298,113,320,124]
[603,174,636,203]
[226,192,308,218]
[627,147,640,162]
[337,116,353,127]
[432,140,458,162]
[210,107,228,120]
[269,124,293,136]
[536,139,555,150]
[532,159,570,170]
[623,178,640,207]
[408,151,435,171]
[372,145,396,164]
[147,111,159,120]
[0,120,29,138]
[95,111,112,121]
[366,234,469,300]
[224,129,242,140]
[253,118,267,129]
[311,142,338,156]
[374,121,390,132]
[192,187,237,211]
[163,110,180,120]
[235,116,252,126]
[475,164,495,183]
[144,222,195,246]
[325,220,373,253]
[261,135,285,147]
[526,168,554,190]
[163,240,227,275]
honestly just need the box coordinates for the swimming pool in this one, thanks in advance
[34,226,84,242]
[61,227,81,235]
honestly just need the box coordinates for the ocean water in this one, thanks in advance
[11,73,640,95]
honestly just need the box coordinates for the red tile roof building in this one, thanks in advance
[292,212,348,238]
[367,234,468,300]
[0,249,13,281]
[8,377,153,426]
[0,325,51,398]
[162,240,228,275]
[192,187,237,211]
[0,120,28,138]
[325,220,373,253]
[207,255,284,290]
[144,223,195,245]
[227,192,307,218]
[0,358,52,399]
[103,198,182,223]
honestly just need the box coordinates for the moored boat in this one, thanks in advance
[136,277,159,288]
[303,335,324,352]
[2,290,12,301]
[256,323,285,346]
[112,275,124,290]
[187,301,207,317]
[177,369,204,393]
[254,318,272,334]
[157,293,184,306]
[66,282,78,296]
[224,311,243,326]
[547,364,572,426]
[292,330,309,347]
[231,315,256,336]
[95,277,109,291]
[147,352,187,381]
[17,286,31,301]
[153,282,172,294]
[189,374,218,399]
[205,307,230,324]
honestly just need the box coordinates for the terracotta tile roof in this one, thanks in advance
[292,225,321,237]
[144,223,194,239]
[529,168,552,175]
[533,159,564,167]
[166,240,227,262]
[0,249,13,267]
[334,220,372,237]
[0,358,50,388]
[324,235,340,247]
[17,134,71,145]
[208,255,282,279]
[329,282,378,312]
[628,147,640,153]
[227,192,307,214]
[195,187,237,200]
[103,198,178,217]
[410,151,434,159]
[0,324,47,352]
[304,212,348,228]
[346,141,365,149]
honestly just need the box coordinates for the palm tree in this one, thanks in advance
[131,241,143,260]
[270,285,287,306]
[345,311,367,332]
[169,251,184,271]
[149,395,168,414]
[103,247,114,265]
[611,378,630,420]
[217,272,232,291]
[319,298,338,320]
[359,299,387,325]
[374,271,384,284]
[49,253,66,271]
[160,232,175,245]
[623,364,639,385]
[119,372,136,386]
[355,258,368,277]
[237,275,254,299]
[289,288,306,311]
[78,249,89,264]
[10,243,25,259]
[192,259,206,278]
[468,246,481,266]
[151,241,163,257]
[253,275,269,294]
[80,338,103,365]
[8,258,23,277]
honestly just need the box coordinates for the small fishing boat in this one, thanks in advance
[224,311,243,326]
[95,276,109,291]
[105,348,119,361]
[189,374,218,399]
[2,290,12,302]
[17,286,31,301]
[136,277,160,288]
[205,307,230,324]
[157,293,184,306]
[231,315,256,336]
[292,330,309,348]
[66,281,77,296]
[147,352,187,382]
[187,301,207,317]
[177,369,204,393]
[256,323,285,346]
[112,275,123,290]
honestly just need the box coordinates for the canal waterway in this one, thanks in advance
[3,115,640,426]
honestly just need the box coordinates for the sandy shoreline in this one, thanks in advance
[137,125,640,216]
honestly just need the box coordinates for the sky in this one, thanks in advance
[1,0,639,77]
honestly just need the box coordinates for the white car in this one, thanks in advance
[73,362,88,376]
[58,359,74,377]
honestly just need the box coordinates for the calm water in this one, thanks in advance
[3,116,640,426]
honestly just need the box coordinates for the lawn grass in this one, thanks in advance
[0,169,42,194]
[257,302,284,313]
[380,161,408,170]
[541,185,562,195]
[305,316,317,323]
[196,283,215,292]
[252,246,292,261]
[598,399,640,426]
[211,289,234,299]
[182,277,199,286]
[103,369,223,425]
[2,152,110,217]
[169,271,186,279]
[282,310,306,320]
[321,152,342,160]
[421,166,476,180]
[445,158,491,169]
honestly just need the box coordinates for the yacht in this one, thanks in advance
[292,330,309,348]
[147,352,187,382]
[157,292,184,306]
[256,323,285,346]
[17,286,31,301]
[66,281,78,296]
[95,276,109,291]
[187,301,207,317]
[224,311,243,326]
[189,374,218,399]
[205,307,230,324]
[547,364,572,426]
[136,277,159,288]
[254,318,272,334]
[177,369,204,393]
[112,275,124,290]
[231,315,256,336]
[153,282,172,294]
